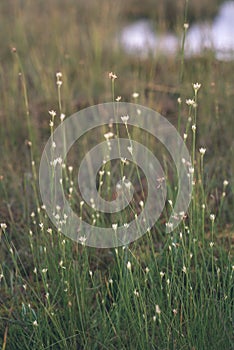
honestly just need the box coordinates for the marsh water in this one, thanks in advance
[120,1,234,60]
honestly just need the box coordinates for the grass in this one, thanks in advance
[0,0,233,349]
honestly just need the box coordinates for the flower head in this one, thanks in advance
[199,147,206,155]
[210,214,215,222]
[121,115,129,124]
[56,72,62,79]
[155,305,161,314]
[132,92,139,99]
[0,223,7,230]
[49,110,56,118]
[108,72,117,80]
[193,83,201,92]
[223,180,229,187]
[104,132,114,140]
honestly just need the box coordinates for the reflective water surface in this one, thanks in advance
[120,1,234,60]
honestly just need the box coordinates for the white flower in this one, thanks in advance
[112,223,118,231]
[132,92,139,99]
[42,268,48,274]
[127,146,133,155]
[78,236,87,246]
[104,132,114,140]
[155,305,161,314]
[186,99,195,106]
[145,267,150,274]
[134,289,139,297]
[127,261,132,271]
[39,223,44,230]
[223,180,229,187]
[51,157,63,167]
[108,72,117,80]
[26,140,32,147]
[56,72,62,79]
[0,223,7,230]
[189,167,194,174]
[48,110,56,118]
[193,83,201,91]
[60,113,65,122]
[184,23,189,29]
[192,124,196,132]
[182,265,187,274]
[59,260,64,267]
[209,242,214,247]
[116,96,121,102]
[177,97,182,104]
[210,214,215,222]
[160,271,165,278]
[166,222,173,229]
[124,180,132,190]
[121,115,129,124]
[199,147,206,155]
[33,320,38,327]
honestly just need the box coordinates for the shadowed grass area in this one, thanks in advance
[0,1,233,349]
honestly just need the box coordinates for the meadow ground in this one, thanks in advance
[0,1,233,349]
